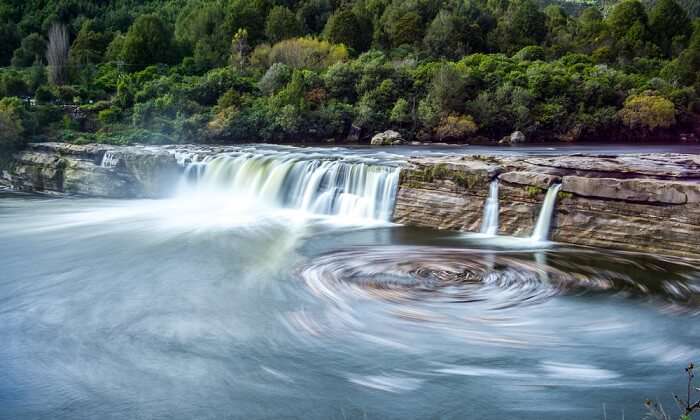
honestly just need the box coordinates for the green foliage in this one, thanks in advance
[11,33,46,67]
[120,15,176,71]
[265,6,301,44]
[0,97,26,149]
[0,0,699,145]
[649,0,692,56]
[619,93,676,129]
[324,9,371,53]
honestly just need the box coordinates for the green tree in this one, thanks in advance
[176,2,229,68]
[0,97,27,149]
[11,33,46,67]
[120,15,176,71]
[324,9,371,53]
[491,0,548,54]
[265,6,301,43]
[69,20,112,66]
[649,0,692,57]
[423,9,483,59]
[0,23,20,66]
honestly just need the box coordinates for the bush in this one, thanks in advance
[619,93,676,130]
[435,114,478,141]
[0,97,26,148]
[98,107,122,124]
[258,63,292,95]
[268,37,348,69]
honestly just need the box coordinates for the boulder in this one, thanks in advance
[371,130,404,146]
[510,131,526,144]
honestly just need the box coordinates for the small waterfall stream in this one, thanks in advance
[480,180,499,236]
[531,184,562,242]
[178,153,401,221]
[100,151,118,168]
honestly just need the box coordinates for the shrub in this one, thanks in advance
[268,37,348,69]
[258,63,292,95]
[0,97,26,148]
[435,114,478,141]
[98,107,122,124]
[619,93,676,130]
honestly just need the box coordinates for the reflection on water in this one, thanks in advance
[1,193,699,420]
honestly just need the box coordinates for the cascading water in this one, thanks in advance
[101,151,118,168]
[480,180,499,235]
[177,152,401,221]
[531,184,562,242]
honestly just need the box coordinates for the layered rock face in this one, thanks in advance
[4,143,700,258]
[1,143,183,198]
[394,153,700,258]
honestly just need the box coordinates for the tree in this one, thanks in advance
[606,0,649,40]
[120,15,175,71]
[0,97,26,149]
[230,28,250,70]
[46,23,69,86]
[224,0,268,45]
[387,11,423,47]
[265,6,301,43]
[11,33,46,67]
[649,0,692,57]
[491,0,547,54]
[258,62,292,95]
[175,3,229,68]
[297,0,333,34]
[324,9,371,53]
[423,9,483,59]
[69,20,112,66]
[619,93,676,130]
[0,23,20,66]
[661,23,700,85]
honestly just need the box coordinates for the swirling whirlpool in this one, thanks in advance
[299,246,700,312]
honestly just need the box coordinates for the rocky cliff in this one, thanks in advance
[1,143,194,198]
[3,143,700,258]
[394,153,700,258]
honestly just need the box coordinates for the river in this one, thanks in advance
[1,144,699,419]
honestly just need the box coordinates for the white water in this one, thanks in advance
[480,180,499,236]
[101,151,118,168]
[177,153,401,221]
[531,184,562,242]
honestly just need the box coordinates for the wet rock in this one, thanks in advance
[499,171,560,189]
[395,152,700,258]
[371,130,404,145]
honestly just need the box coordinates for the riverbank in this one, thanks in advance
[3,142,700,258]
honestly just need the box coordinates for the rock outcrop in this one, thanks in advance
[371,130,404,145]
[1,143,183,198]
[4,143,700,258]
[394,153,700,258]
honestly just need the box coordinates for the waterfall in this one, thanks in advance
[480,180,499,236]
[101,151,118,168]
[178,153,401,221]
[530,184,562,242]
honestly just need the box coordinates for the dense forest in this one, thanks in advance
[0,0,699,148]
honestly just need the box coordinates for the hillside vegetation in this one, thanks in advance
[0,0,699,148]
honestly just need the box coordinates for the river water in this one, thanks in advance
[1,145,700,419]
